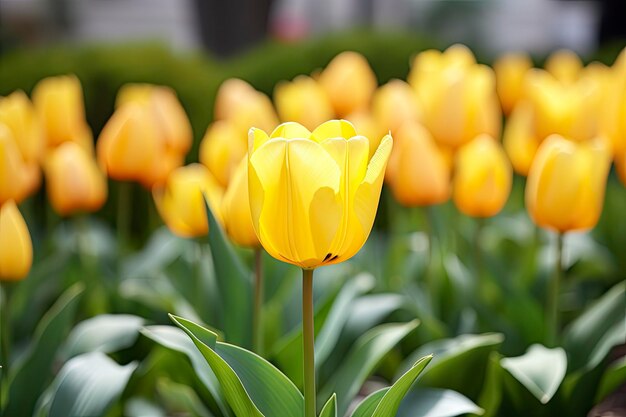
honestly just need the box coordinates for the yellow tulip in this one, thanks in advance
[0,200,33,281]
[493,52,533,115]
[221,157,259,247]
[453,134,512,217]
[319,51,377,117]
[526,135,611,232]
[386,120,450,206]
[32,75,92,148]
[199,120,247,188]
[408,44,476,97]
[503,101,539,175]
[153,164,223,238]
[0,124,40,204]
[248,120,392,269]
[274,76,334,131]
[371,79,421,135]
[116,84,193,155]
[0,90,44,163]
[214,78,278,136]
[345,110,383,158]
[44,142,107,216]
[97,103,162,186]
[544,49,582,85]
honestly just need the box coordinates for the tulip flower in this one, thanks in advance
[0,90,44,163]
[153,164,223,238]
[493,52,533,114]
[221,157,258,247]
[544,49,582,85]
[453,134,512,218]
[386,120,450,206]
[345,111,383,158]
[408,44,476,96]
[214,78,278,136]
[371,79,421,135]
[503,101,539,176]
[199,120,247,188]
[0,124,40,205]
[526,135,611,233]
[248,119,391,417]
[44,142,107,216]
[319,51,377,117]
[0,200,32,281]
[274,76,334,131]
[32,75,92,149]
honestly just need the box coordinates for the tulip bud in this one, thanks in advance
[0,90,44,163]
[371,80,421,135]
[0,124,40,204]
[386,120,450,206]
[221,157,259,247]
[44,142,107,216]
[32,75,92,148]
[274,76,334,131]
[248,120,392,269]
[153,164,223,238]
[526,135,611,232]
[544,49,582,85]
[0,200,33,281]
[199,120,247,188]
[494,52,533,115]
[503,101,539,176]
[453,134,512,218]
[319,51,377,117]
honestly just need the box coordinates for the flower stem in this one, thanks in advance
[474,217,485,298]
[117,181,132,252]
[253,248,264,355]
[423,206,436,312]
[0,282,13,408]
[548,232,564,346]
[302,268,316,417]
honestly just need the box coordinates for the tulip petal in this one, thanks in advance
[0,200,32,280]
[311,120,357,142]
[270,122,311,139]
[248,127,271,154]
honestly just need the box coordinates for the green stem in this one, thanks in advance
[1,282,13,408]
[76,215,107,315]
[423,206,437,312]
[117,181,132,252]
[474,217,485,298]
[194,241,203,315]
[548,232,564,346]
[302,268,316,417]
[253,248,264,355]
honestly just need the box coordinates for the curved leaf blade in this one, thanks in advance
[396,388,483,417]
[320,393,337,417]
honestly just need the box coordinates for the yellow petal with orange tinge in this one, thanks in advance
[199,120,246,188]
[222,157,259,247]
[0,90,44,163]
[0,125,37,204]
[274,76,334,131]
[545,49,583,85]
[503,102,540,176]
[0,200,33,281]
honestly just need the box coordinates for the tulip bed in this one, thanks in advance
[0,32,625,417]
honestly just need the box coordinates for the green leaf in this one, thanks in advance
[125,398,167,417]
[563,281,625,371]
[472,351,503,417]
[501,344,566,404]
[595,356,626,403]
[204,196,252,347]
[47,352,137,417]
[122,227,189,278]
[320,394,337,417]
[401,333,503,400]
[170,314,303,417]
[4,283,84,417]
[321,320,420,416]
[372,355,432,417]
[396,388,484,417]
[350,389,388,417]
[141,325,230,416]
[156,377,213,417]
[62,314,145,359]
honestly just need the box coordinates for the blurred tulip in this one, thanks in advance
[32,75,92,148]
[345,110,382,158]
[319,51,377,117]
[386,120,450,206]
[214,78,278,136]
[0,200,32,281]
[221,157,259,247]
[544,49,582,85]
[503,101,539,175]
[153,164,223,238]
[493,52,533,114]
[97,104,162,187]
[0,125,40,204]
[44,142,107,216]
[409,46,500,148]
[371,79,421,135]
[526,135,611,232]
[274,76,334,131]
[199,120,247,188]
[248,120,392,269]
[453,134,512,217]
[0,90,44,163]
